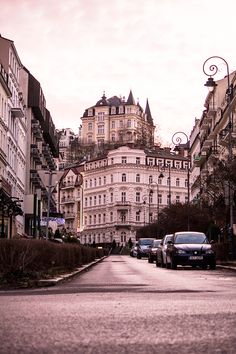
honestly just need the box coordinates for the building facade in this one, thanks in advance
[80,146,189,245]
[81,91,155,148]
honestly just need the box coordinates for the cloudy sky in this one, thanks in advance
[1,0,236,145]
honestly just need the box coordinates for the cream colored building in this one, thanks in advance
[81,91,155,148]
[80,146,189,245]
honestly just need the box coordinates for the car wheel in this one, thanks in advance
[202,264,207,270]
[148,256,153,263]
[156,258,160,267]
[209,261,216,270]
[171,257,177,270]
[137,254,141,259]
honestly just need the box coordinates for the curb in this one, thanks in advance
[37,256,107,287]
[216,264,236,271]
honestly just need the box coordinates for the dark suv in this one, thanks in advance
[136,238,154,259]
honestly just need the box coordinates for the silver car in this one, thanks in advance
[156,234,173,267]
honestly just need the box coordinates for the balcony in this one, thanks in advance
[32,119,43,140]
[115,201,131,210]
[30,144,42,164]
[115,221,131,230]
[30,169,41,187]
[64,212,75,219]
[60,181,75,189]
[11,105,24,118]
[194,152,207,167]
[61,196,75,204]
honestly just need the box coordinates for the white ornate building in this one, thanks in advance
[80,146,189,245]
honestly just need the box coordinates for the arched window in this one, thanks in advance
[176,178,180,187]
[136,174,140,183]
[122,173,126,182]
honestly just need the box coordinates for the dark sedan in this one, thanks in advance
[166,231,216,270]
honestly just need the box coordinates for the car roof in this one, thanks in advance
[174,231,205,236]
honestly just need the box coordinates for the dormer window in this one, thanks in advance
[119,106,124,114]
[111,107,116,115]
[88,109,93,116]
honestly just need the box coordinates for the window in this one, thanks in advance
[176,196,180,204]
[103,194,106,204]
[98,214,101,223]
[158,194,162,205]
[99,195,101,205]
[121,231,127,243]
[93,215,97,224]
[89,215,92,225]
[176,178,180,187]
[185,179,188,188]
[110,192,113,203]
[136,192,140,202]
[89,196,92,206]
[121,156,127,164]
[121,192,126,202]
[149,159,154,166]
[119,120,123,128]
[158,176,163,185]
[136,174,140,183]
[97,112,104,122]
[89,179,92,187]
[136,157,140,165]
[88,135,93,143]
[119,106,124,114]
[94,196,97,205]
[104,176,106,185]
[99,177,102,185]
[98,125,104,134]
[94,178,97,187]
[88,122,93,130]
[111,121,115,128]
[175,161,180,169]
[111,107,116,115]
[167,177,171,186]
[122,173,126,182]
[111,158,114,165]
[85,180,88,188]
[121,212,126,223]
[149,193,153,203]
[111,134,115,141]
[126,107,131,114]
[149,175,153,184]
[85,197,88,207]
[127,119,131,127]
[136,211,140,222]
[103,213,106,223]
[111,174,113,183]
[110,212,113,222]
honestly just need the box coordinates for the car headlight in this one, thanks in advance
[206,249,215,254]
[176,249,186,254]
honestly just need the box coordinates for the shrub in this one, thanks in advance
[0,239,109,277]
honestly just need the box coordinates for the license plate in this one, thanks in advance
[190,256,203,260]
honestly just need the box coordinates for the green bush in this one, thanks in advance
[0,239,109,277]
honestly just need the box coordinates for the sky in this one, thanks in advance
[1,0,236,145]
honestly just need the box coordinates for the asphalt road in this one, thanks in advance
[0,255,236,354]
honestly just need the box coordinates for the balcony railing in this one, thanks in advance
[61,197,75,204]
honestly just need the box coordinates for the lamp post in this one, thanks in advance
[172,131,190,230]
[203,56,234,259]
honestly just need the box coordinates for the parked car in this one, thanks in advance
[165,231,216,270]
[130,244,138,257]
[136,238,154,259]
[148,239,162,263]
[156,234,173,267]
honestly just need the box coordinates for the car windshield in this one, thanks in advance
[140,239,153,245]
[164,236,172,244]
[153,240,161,247]
[174,233,208,244]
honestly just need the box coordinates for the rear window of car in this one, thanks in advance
[174,233,208,244]
[139,239,153,245]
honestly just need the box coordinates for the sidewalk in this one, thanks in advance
[217,261,236,271]
[37,256,107,287]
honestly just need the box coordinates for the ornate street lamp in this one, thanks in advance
[172,131,190,231]
[203,56,234,259]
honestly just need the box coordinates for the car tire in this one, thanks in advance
[156,258,160,267]
[209,261,216,270]
[148,256,153,263]
[137,254,141,259]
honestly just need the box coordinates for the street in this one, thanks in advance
[0,255,236,354]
